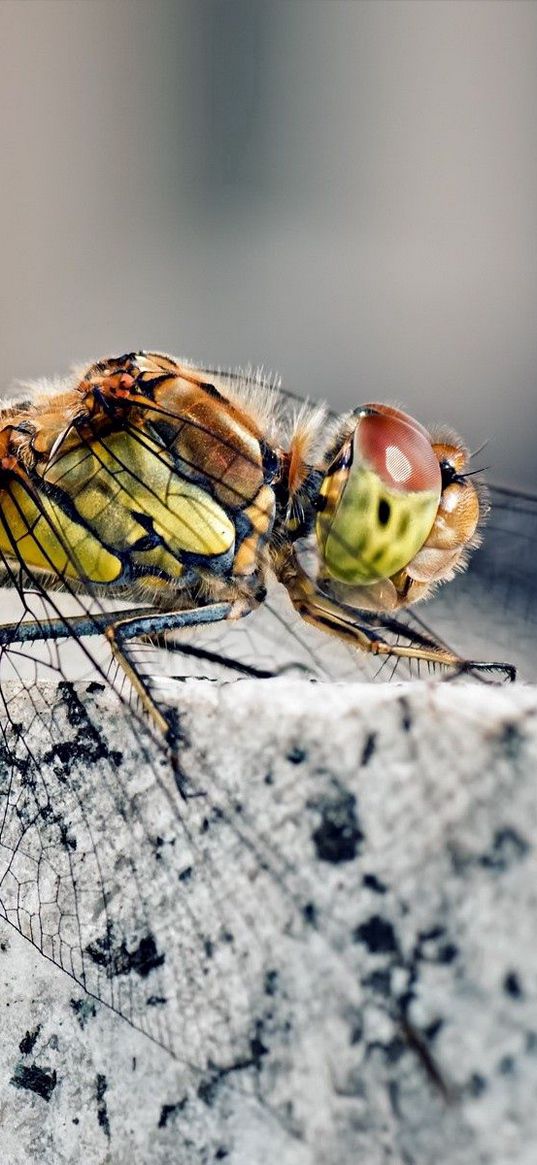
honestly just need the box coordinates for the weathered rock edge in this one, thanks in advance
[1,677,536,1165]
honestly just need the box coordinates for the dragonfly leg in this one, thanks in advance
[105,601,238,742]
[284,565,515,677]
[0,608,157,649]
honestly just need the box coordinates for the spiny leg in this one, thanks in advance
[286,569,515,681]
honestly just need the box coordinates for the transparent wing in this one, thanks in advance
[1,663,319,1070]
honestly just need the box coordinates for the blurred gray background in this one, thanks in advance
[1,0,536,488]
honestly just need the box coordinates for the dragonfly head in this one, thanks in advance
[314,403,481,606]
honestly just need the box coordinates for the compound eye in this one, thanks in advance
[316,403,443,587]
[356,404,442,495]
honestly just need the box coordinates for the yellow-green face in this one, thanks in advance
[316,405,442,586]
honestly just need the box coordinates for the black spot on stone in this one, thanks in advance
[178,865,193,883]
[32,800,78,852]
[467,1072,487,1097]
[19,1025,41,1055]
[497,721,523,761]
[388,1079,401,1117]
[415,926,447,959]
[96,1074,110,1139]
[424,1017,444,1043]
[287,745,307,765]
[158,1098,187,1128]
[86,681,105,694]
[0,741,31,785]
[264,771,274,785]
[503,971,523,999]
[367,1035,406,1064]
[85,925,165,979]
[302,902,317,924]
[363,967,391,996]
[349,1012,363,1045]
[312,791,363,863]
[147,995,167,1007]
[437,942,458,965]
[197,1021,268,1107]
[360,733,377,766]
[362,873,387,895]
[385,1037,407,1064]
[354,915,398,955]
[44,682,122,774]
[204,938,214,959]
[73,1118,79,1125]
[397,988,415,1017]
[215,1149,229,1161]
[250,1023,269,1069]
[498,1055,515,1075]
[11,1063,57,1102]
[60,822,77,851]
[399,697,412,733]
[70,997,97,1028]
[480,827,529,873]
[264,970,278,996]
[197,1076,219,1107]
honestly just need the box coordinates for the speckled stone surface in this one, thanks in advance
[1,678,537,1164]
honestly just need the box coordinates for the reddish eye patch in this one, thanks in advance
[355,404,441,494]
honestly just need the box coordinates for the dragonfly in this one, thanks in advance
[0,350,534,1070]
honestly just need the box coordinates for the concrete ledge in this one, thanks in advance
[1,678,536,1164]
